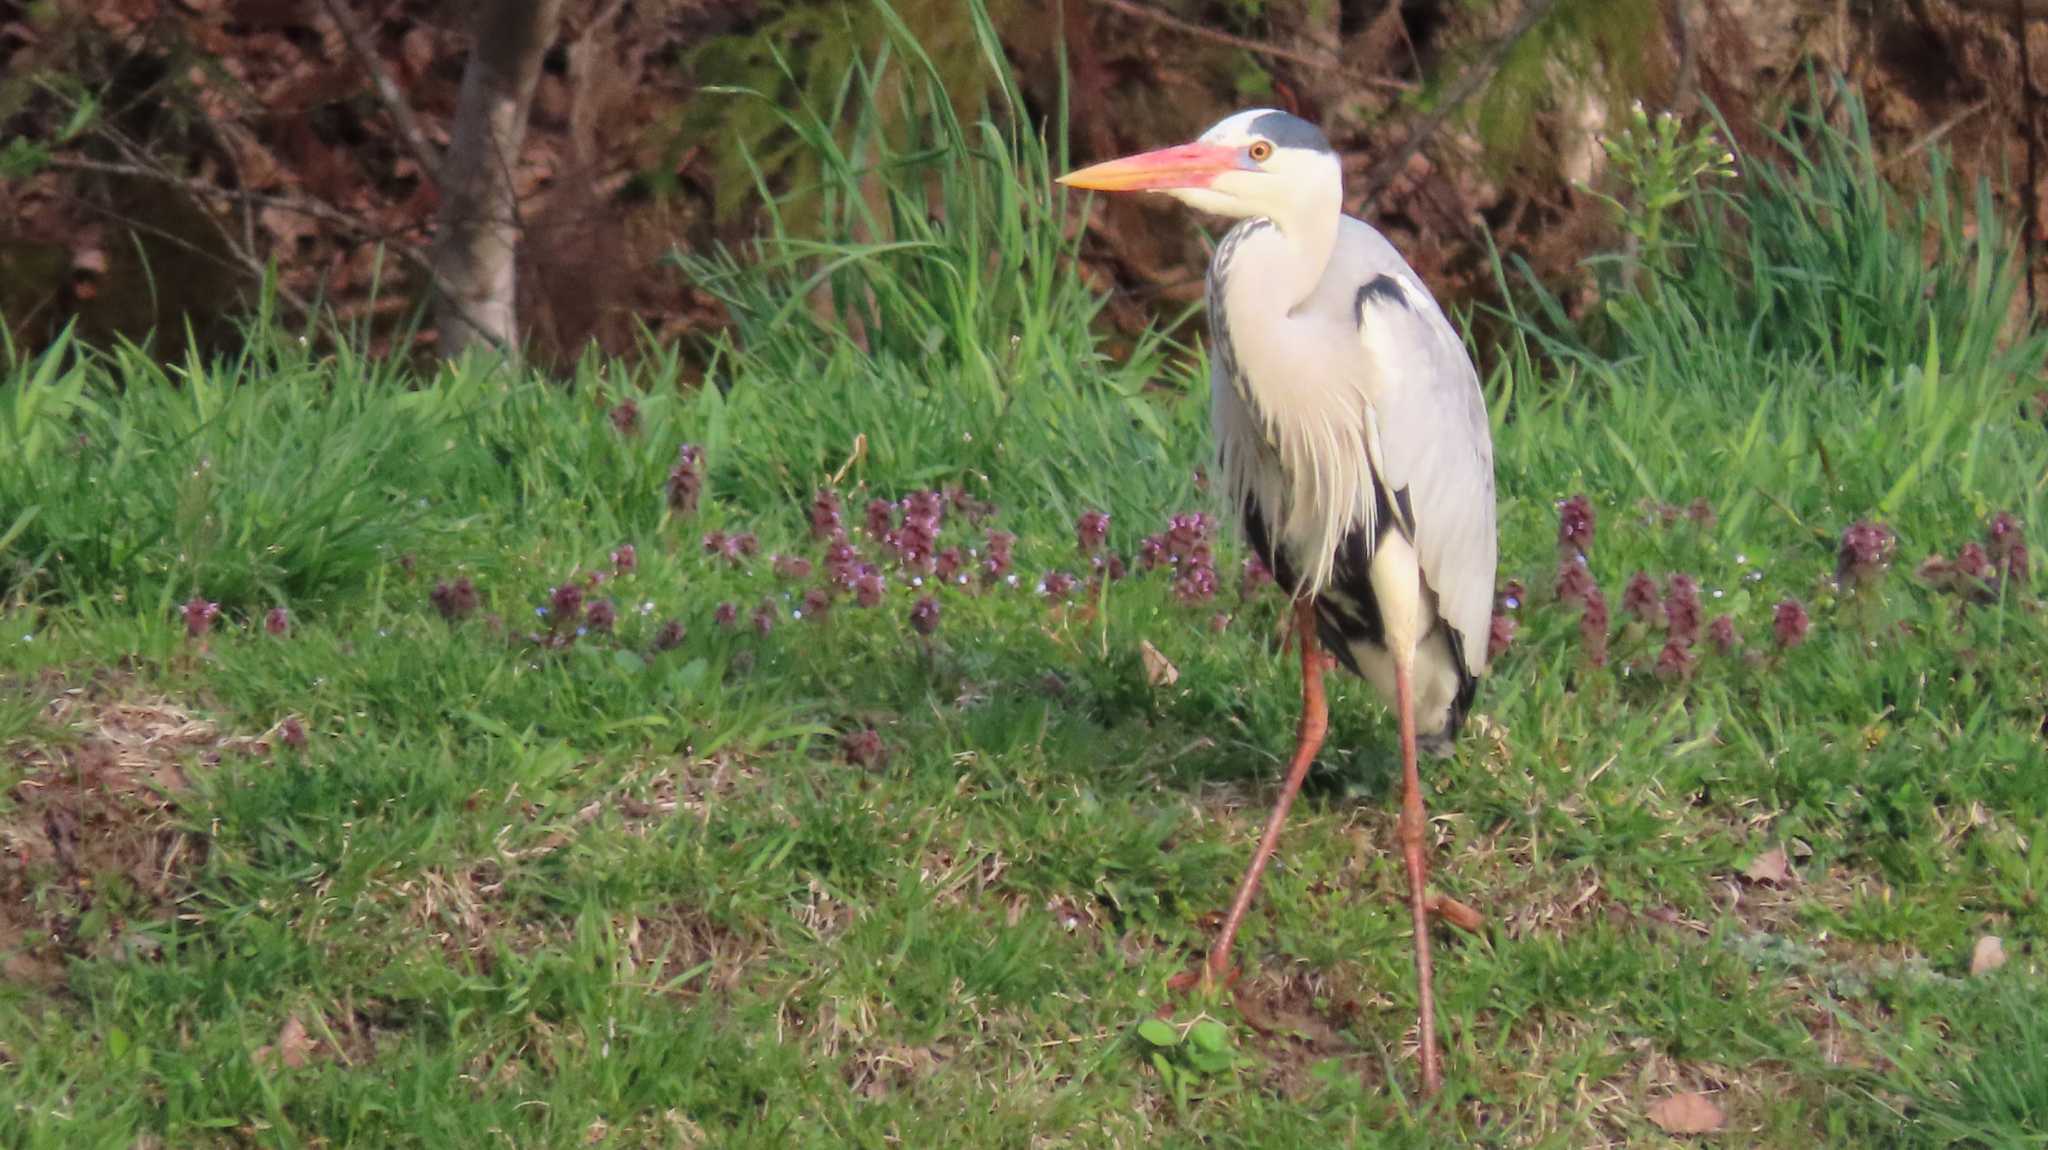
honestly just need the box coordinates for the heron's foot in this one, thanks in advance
[1426,894,1485,934]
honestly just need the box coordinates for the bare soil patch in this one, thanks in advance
[1,673,287,982]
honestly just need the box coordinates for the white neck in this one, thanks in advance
[1169,150,1346,309]
[1269,194,1340,310]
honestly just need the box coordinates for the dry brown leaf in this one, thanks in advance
[400,27,438,77]
[1647,1091,1726,1135]
[1138,640,1178,687]
[1741,846,1794,886]
[1429,894,1486,934]
[254,1015,316,1070]
[1970,935,2007,976]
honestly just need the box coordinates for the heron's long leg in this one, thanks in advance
[1394,657,1444,1096]
[1201,596,1326,986]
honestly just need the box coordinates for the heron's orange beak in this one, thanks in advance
[1056,142,1242,192]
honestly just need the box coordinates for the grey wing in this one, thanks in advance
[1354,274,1498,674]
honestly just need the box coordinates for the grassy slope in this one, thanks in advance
[3,54,2047,1150]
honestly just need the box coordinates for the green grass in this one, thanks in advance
[3,24,2047,1150]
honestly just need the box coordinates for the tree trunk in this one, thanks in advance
[430,0,565,359]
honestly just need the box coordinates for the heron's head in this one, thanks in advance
[1057,109,1341,227]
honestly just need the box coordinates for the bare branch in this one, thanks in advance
[321,0,444,186]
[1358,0,1563,207]
[1949,0,2048,15]
[42,153,509,344]
[1085,0,1416,94]
[44,156,377,232]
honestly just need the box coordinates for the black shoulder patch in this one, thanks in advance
[1245,111,1333,155]
[1356,275,1408,312]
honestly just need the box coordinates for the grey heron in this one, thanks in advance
[1059,109,1497,1096]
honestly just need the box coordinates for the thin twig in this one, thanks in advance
[1358,0,1563,207]
[1953,0,2048,15]
[39,187,310,317]
[65,130,318,318]
[2019,0,2040,318]
[1886,99,1990,168]
[1086,0,1415,93]
[43,153,514,344]
[321,0,443,185]
[45,156,382,232]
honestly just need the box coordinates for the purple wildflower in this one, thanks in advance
[1488,612,1515,660]
[825,541,862,588]
[864,498,896,539]
[1076,509,1110,554]
[1558,495,1595,556]
[891,516,937,571]
[1138,534,1168,571]
[703,531,756,566]
[1041,570,1077,601]
[1772,599,1810,649]
[432,577,479,622]
[585,599,617,633]
[841,728,888,768]
[1580,588,1610,667]
[773,554,814,581]
[854,571,886,608]
[1622,571,1664,626]
[982,530,1015,582]
[182,596,221,640]
[666,445,703,514]
[1707,614,1739,656]
[713,602,737,628]
[1665,573,1702,645]
[279,716,307,750]
[2004,542,2031,585]
[1988,512,2029,584]
[1957,543,1997,580]
[652,620,687,651]
[904,490,945,527]
[810,490,845,541]
[1240,555,1275,598]
[1686,498,1717,529]
[909,595,940,636]
[1654,638,1696,682]
[611,544,637,574]
[609,400,640,437]
[1837,520,1897,588]
[264,607,290,637]
[801,586,832,621]
[935,548,964,582]
[751,600,776,635]
[550,582,585,624]
[1555,559,1596,606]
[1173,563,1218,604]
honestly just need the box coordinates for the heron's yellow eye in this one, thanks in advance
[1248,140,1273,163]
